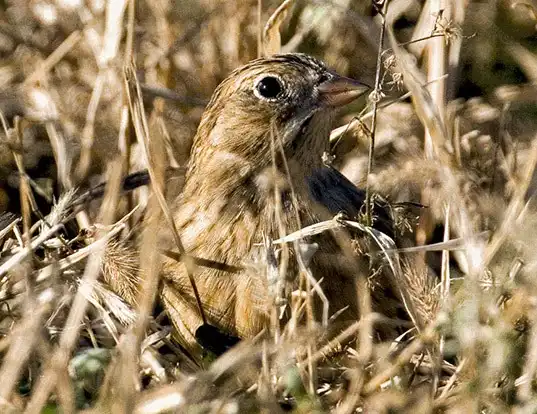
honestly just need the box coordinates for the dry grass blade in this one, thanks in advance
[0,217,21,242]
[100,0,129,67]
[123,62,207,325]
[384,231,490,254]
[387,25,449,160]
[25,160,124,413]
[134,384,187,414]
[271,217,344,244]
[45,122,73,190]
[485,138,537,265]
[88,278,136,329]
[0,291,53,406]
[11,118,32,246]
[0,223,63,279]
[422,2,448,157]
[35,209,135,283]
[263,0,294,56]
[0,218,129,302]
[504,40,537,83]
[24,30,81,85]
[74,71,105,183]
[104,100,166,414]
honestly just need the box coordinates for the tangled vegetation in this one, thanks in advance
[0,0,537,412]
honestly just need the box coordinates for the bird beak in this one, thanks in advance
[317,74,370,107]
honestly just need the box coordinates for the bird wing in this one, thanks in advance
[306,166,394,238]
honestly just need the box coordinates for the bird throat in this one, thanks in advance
[286,112,315,156]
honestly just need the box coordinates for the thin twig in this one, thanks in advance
[365,0,389,226]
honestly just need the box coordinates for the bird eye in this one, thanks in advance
[255,76,283,99]
[318,73,330,84]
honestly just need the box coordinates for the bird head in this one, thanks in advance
[187,54,369,186]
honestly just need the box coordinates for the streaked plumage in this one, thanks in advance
[158,54,396,353]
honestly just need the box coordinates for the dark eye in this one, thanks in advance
[255,76,283,99]
[318,73,330,84]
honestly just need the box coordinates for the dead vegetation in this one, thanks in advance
[0,0,537,412]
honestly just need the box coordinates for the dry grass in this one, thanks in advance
[0,0,537,412]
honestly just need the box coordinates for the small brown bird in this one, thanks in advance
[154,53,395,353]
